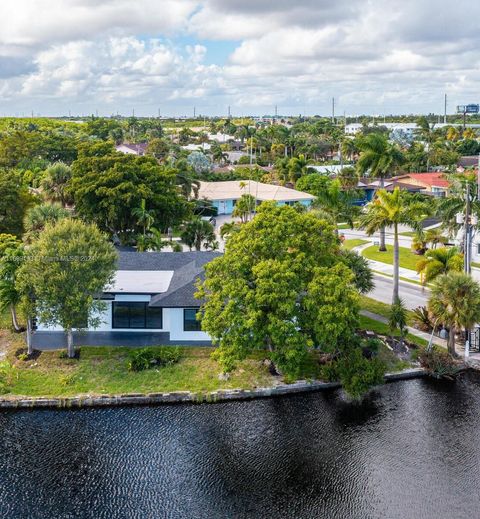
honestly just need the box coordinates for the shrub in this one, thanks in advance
[0,361,16,394]
[412,306,434,332]
[418,348,462,379]
[127,346,182,372]
[335,348,385,399]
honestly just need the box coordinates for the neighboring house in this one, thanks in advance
[353,178,424,206]
[458,156,480,169]
[32,251,220,349]
[390,173,450,197]
[197,180,315,215]
[115,143,148,156]
[182,143,211,152]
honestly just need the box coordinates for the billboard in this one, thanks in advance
[457,104,479,114]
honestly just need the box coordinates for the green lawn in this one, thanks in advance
[358,315,428,348]
[342,239,369,251]
[362,244,421,271]
[399,231,416,237]
[338,221,359,230]
[359,295,416,325]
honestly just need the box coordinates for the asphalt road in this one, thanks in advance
[370,274,429,309]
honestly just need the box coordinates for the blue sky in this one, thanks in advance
[0,0,479,117]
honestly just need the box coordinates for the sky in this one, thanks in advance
[0,0,479,117]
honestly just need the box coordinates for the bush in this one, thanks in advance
[0,361,16,394]
[335,348,385,399]
[127,347,182,372]
[418,348,462,379]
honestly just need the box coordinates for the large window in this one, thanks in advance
[183,308,201,332]
[112,302,163,329]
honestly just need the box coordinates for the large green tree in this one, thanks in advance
[0,234,24,332]
[196,203,360,376]
[23,203,70,243]
[69,145,190,242]
[17,219,117,358]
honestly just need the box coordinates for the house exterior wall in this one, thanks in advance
[167,308,211,342]
[36,295,211,343]
[212,198,312,214]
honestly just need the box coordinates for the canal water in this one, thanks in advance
[1,375,480,519]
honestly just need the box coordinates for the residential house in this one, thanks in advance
[115,143,148,156]
[197,180,315,215]
[390,173,450,197]
[32,251,220,349]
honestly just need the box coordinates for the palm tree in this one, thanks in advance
[356,133,404,251]
[23,203,70,243]
[424,227,447,249]
[428,272,480,356]
[416,247,463,284]
[358,188,428,303]
[415,116,438,171]
[41,162,73,206]
[181,217,217,251]
[313,179,360,234]
[446,126,460,142]
[288,154,312,183]
[132,199,155,238]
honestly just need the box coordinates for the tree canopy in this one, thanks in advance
[69,145,190,242]
[197,203,360,376]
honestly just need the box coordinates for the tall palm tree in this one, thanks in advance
[415,116,438,171]
[358,188,428,303]
[356,134,404,251]
[132,199,155,238]
[416,247,463,285]
[23,203,70,243]
[428,272,480,356]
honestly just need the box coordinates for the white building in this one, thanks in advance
[33,252,219,349]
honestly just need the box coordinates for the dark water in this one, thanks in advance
[1,375,480,519]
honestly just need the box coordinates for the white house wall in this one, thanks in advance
[36,295,212,342]
[167,308,211,342]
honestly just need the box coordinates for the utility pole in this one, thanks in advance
[444,94,447,124]
[331,97,335,123]
[465,182,471,273]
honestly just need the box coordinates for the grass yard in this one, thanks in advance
[399,231,416,237]
[362,244,421,271]
[0,329,329,398]
[359,295,416,325]
[358,315,428,349]
[342,239,369,251]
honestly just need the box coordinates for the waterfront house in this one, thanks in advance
[32,251,220,349]
[197,180,315,215]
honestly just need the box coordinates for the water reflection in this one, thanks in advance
[1,377,480,518]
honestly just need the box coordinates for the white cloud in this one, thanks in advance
[1,0,480,115]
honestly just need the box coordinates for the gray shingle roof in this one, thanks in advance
[116,251,221,307]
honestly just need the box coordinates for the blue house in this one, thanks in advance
[197,180,315,215]
[33,251,220,349]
